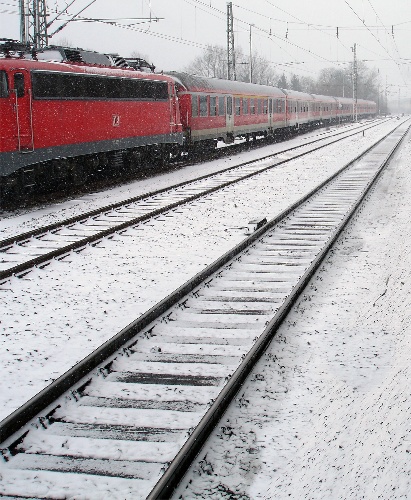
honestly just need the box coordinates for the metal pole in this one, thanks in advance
[19,0,26,43]
[33,0,39,48]
[342,72,345,98]
[385,76,388,116]
[352,43,358,122]
[227,2,236,80]
[249,24,253,83]
[378,83,380,115]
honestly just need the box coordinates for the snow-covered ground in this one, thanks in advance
[0,117,404,429]
[174,123,411,498]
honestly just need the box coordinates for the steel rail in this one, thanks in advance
[0,119,388,283]
[147,119,411,500]
[0,122,408,500]
[0,120,407,449]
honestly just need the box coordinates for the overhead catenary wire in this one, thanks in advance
[367,0,403,66]
[184,0,344,65]
[70,16,208,49]
[178,0,408,93]
[5,0,410,97]
[344,0,409,89]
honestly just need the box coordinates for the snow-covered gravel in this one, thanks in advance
[173,123,411,499]
[0,118,403,425]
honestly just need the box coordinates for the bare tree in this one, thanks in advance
[184,44,277,85]
[184,45,227,79]
[184,46,381,105]
[244,51,277,85]
[299,76,317,93]
[315,63,380,101]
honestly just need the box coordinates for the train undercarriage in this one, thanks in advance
[0,114,374,209]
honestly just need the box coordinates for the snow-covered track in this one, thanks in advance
[0,121,408,499]
[0,119,388,283]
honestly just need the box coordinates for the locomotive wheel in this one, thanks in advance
[0,176,20,208]
[69,159,88,186]
[52,159,69,191]
[147,145,170,167]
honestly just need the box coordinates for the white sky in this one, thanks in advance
[1,0,411,99]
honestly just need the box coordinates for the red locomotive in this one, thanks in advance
[0,40,377,204]
[0,41,183,200]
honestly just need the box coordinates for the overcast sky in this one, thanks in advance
[1,0,410,99]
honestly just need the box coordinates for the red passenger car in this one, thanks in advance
[168,72,287,146]
[282,89,315,128]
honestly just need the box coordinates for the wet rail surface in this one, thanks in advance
[0,121,408,499]
[0,119,386,283]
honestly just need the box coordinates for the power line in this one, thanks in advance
[182,0,226,22]
[183,0,347,65]
[366,0,403,66]
[344,0,408,87]
[262,0,353,55]
[71,16,208,50]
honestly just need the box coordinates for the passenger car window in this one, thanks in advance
[200,95,208,116]
[227,96,233,115]
[192,95,198,117]
[235,97,241,115]
[210,96,217,116]
[250,99,256,114]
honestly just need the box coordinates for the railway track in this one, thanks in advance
[0,120,408,499]
[0,119,389,283]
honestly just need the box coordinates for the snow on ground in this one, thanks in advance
[0,118,402,423]
[173,125,411,499]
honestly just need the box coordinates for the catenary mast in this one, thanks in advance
[19,0,26,44]
[227,2,236,80]
[20,0,49,48]
[352,43,358,122]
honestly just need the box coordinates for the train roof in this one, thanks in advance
[166,71,286,98]
[280,89,316,101]
[0,57,173,82]
[310,93,338,104]
[333,96,354,104]
[313,94,375,104]
[357,98,376,105]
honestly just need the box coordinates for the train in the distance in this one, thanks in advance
[0,39,377,203]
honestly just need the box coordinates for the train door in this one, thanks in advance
[11,70,34,152]
[269,98,273,129]
[168,82,181,133]
[226,95,234,137]
[285,97,289,127]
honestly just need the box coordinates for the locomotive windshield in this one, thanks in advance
[0,70,8,98]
